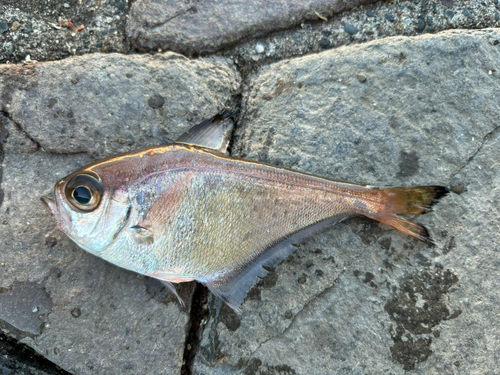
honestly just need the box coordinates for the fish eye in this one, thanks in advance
[65,173,103,212]
[73,186,92,204]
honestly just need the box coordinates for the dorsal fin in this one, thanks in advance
[175,111,238,153]
[203,214,350,310]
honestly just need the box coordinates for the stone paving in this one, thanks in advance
[1,1,500,374]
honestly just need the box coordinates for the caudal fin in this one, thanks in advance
[373,186,449,245]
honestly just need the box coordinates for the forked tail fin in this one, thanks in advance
[371,186,449,245]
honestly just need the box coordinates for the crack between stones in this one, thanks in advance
[451,124,500,178]
[242,252,362,368]
[149,5,195,31]
[242,269,347,367]
[180,283,208,375]
[0,332,71,375]
[0,110,41,151]
[0,110,96,158]
[181,93,243,375]
[0,113,4,209]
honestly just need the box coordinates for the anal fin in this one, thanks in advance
[205,243,297,311]
[203,215,349,310]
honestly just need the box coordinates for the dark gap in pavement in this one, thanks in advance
[225,93,243,157]
[1,110,41,151]
[0,332,71,374]
[180,283,209,375]
[0,113,5,208]
[180,88,243,375]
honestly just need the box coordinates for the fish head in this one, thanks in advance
[41,168,131,253]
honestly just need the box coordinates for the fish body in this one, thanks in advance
[42,113,448,309]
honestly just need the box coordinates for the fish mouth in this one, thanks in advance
[40,196,57,218]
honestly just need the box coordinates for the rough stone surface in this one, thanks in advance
[0,0,132,64]
[0,54,240,374]
[192,29,500,374]
[2,0,500,373]
[223,0,500,74]
[127,0,378,54]
[0,53,240,158]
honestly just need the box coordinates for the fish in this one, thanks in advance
[41,112,448,310]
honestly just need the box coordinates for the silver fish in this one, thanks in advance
[41,113,448,309]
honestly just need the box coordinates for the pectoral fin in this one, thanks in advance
[129,225,154,244]
[175,111,237,153]
[160,281,185,307]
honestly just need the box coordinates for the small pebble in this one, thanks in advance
[117,1,125,11]
[445,10,455,19]
[63,3,70,8]
[0,21,8,34]
[417,19,426,33]
[495,12,500,22]
[450,178,465,195]
[148,94,165,109]
[385,14,395,22]
[255,42,265,53]
[11,21,21,31]
[344,24,358,35]
[319,38,331,49]
[291,32,302,41]
[71,308,82,318]
[366,11,377,17]
[356,74,367,83]
[463,9,473,20]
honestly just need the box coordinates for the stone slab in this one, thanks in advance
[0,52,240,158]
[127,0,378,54]
[192,29,500,374]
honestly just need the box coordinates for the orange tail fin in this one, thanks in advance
[371,186,449,245]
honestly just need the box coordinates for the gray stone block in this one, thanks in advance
[193,29,500,374]
[127,0,378,54]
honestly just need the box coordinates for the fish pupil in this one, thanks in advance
[73,186,91,204]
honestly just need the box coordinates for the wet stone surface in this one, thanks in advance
[1,0,500,374]
[385,267,461,370]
